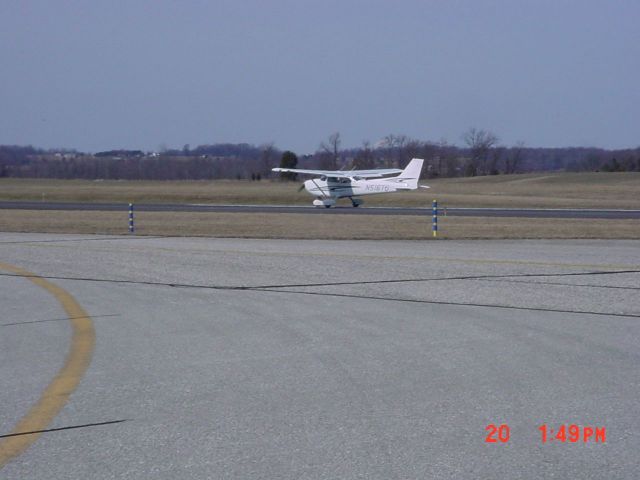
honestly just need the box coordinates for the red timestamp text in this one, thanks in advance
[485,424,606,443]
[539,424,606,443]
[485,424,510,443]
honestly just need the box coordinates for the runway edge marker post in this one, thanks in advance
[128,203,134,234]
[432,199,438,238]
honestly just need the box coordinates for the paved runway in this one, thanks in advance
[2,200,640,218]
[1,233,639,478]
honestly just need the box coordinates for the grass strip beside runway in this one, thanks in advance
[0,210,638,239]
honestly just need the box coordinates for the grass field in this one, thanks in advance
[1,172,639,209]
[1,210,638,240]
[1,173,638,239]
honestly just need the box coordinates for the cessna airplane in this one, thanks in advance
[273,158,427,207]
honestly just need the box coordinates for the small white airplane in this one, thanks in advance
[273,158,427,207]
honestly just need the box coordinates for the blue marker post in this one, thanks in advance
[432,199,438,238]
[128,203,135,234]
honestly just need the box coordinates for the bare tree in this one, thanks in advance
[505,141,525,174]
[419,142,438,177]
[319,132,341,170]
[260,142,277,178]
[435,138,457,177]
[462,128,498,176]
[382,134,409,168]
[489,146,505,175]
[404,139,422,168]
[352,141,375,169]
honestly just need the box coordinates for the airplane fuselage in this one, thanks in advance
[304,176,411,199]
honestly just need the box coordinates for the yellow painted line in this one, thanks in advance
[0,262,95,469]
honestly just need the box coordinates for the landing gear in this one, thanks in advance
[313,198,336,208]
[349,197,363,208]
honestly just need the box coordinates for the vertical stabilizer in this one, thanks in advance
[397,158,424,189]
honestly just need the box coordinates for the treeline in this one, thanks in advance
[1,130,639,180]
[0,144,281,180]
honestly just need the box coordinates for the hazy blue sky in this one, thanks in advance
[1,0,638,153]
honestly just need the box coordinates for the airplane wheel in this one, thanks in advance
[352,203,359,207]
[324,205,331,208]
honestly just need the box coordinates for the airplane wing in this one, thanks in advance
[272,167,402,178]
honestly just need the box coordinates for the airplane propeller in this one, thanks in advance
[297,183,306,192]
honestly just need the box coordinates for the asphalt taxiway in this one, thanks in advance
[1,233,639,478]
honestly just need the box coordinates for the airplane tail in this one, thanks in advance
[396,158,424,189]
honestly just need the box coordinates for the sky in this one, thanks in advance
[1,0,638,153]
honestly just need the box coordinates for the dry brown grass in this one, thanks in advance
[1,210,638,240]
[428,172,640,209]
[1,172,639,209]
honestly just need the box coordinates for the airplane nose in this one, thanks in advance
[304,180,314,193]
